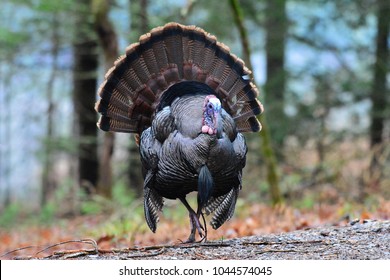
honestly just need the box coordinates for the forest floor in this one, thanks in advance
[42,220,390,260]
[1,199,390,260]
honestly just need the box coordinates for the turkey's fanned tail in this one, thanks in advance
[95,22,263,135]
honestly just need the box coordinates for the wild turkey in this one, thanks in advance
[95,22,263,242]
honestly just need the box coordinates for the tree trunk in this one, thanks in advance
[139,0,149,33]
[93,0,119,199]
[229,0,282,205]
[0,61,13,209]
[41,14,60,206]
[73,0,99,195]
[127,0,150,196]
[264,0,288,148]
[367,0,390,196]
[370,0,389,148]
[130,0,149,35]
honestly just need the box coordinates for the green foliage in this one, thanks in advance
[80,199,103,215]
[79,181,137,215]
[112,181,136,208]
[297,195,316,209]
[80,183,145,238]
[8,0,75,12]
[93,205,146,238]
[0,204,20,228]
[0,28,29,58]
[38,203,56,224]
[33,0,74,12]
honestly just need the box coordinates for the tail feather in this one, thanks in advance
[236,116,262,133]
[210,187,239,229]
[163,27,184,78]
[139,35,160,74]
[233,99,263,122]
[203,187,239,230]
[148,28,170,71]
[95,22,263,134]
[144,172,164,233]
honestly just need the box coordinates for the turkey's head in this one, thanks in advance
[202,95,222,136]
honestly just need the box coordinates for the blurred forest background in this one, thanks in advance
[0,0,389,252]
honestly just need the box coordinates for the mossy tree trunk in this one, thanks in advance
[370,0,389,149]
[264,0,288,149]
[229,0,282,205]
[93,0,119,199]
[127,0,151,196]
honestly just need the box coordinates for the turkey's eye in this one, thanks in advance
[208,104,213,109]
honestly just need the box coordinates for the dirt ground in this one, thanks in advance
[16,219,389,260]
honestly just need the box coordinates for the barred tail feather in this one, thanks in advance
[203,187,239,230]
[143,172,163,233]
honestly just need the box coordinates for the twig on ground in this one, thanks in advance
[35,238,98,257]
[1,245,40,259]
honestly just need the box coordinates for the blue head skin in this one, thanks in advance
[202,95,222,136]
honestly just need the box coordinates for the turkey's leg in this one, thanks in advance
[180,197,205,242]
[196,205,207,242]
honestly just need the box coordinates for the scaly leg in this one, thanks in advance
[180,197,206,243]
[196,205,207,242]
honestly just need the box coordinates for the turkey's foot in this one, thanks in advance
[184,211,206,243]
